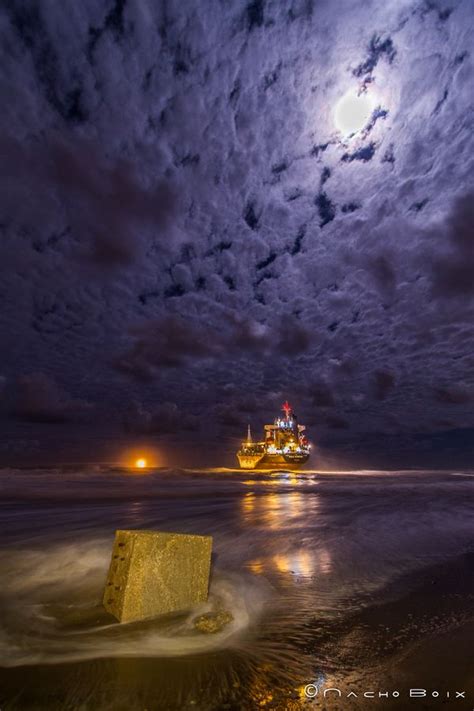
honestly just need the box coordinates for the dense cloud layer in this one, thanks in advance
[0,0,473,466]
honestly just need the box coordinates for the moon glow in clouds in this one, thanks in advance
[0,0,473,468]
[333,89,377,136]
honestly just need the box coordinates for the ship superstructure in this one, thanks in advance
[237,401,310,469]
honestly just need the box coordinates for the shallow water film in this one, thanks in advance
[0,467,473,710]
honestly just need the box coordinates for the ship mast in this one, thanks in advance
[246,424,252,444]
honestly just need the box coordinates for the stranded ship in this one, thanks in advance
[237,401,311,469]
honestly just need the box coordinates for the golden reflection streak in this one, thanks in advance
[249,549,332,577]
[241,488,332,577]
[241,489,318,530]
[272,550,315,576]
[248,559,264,574]
[242,474,311,486]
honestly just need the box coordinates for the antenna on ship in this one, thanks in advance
[247,424,252,444]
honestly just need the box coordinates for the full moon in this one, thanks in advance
[334,90,375,136]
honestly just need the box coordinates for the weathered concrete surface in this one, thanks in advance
[103,530,213,623]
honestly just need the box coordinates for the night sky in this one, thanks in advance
[0,0,473,468]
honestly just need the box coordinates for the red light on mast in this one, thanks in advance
[282,401,292,418]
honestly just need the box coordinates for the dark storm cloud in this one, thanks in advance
[114,315,314,380]
[0,134,176,266]
[52,138,177,265]
[214,390,295,434]
[277,320,313,356]
[212,403,243,428]
[434,385,473,405]
[365,254,397,294]
[231,318,272,354]
[0,0,473,464]
[232,317,313,356]
[373,370,396,401]
[123,401,198,436]
[430,192,474,298]
[324,414,350,430]
[309,380,335,408]
[6,3,88,124]
[113,316,218,380]
[7,373,92,424]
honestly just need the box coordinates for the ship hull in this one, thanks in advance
[282,452,310,466]
[237,453,265,469]
[238,453,310,470]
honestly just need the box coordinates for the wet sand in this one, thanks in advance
[0,467,473,709]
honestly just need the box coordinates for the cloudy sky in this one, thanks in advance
[0,0,473,467]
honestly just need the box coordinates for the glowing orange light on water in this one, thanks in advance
[135,458,147,469]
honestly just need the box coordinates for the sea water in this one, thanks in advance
[0,468,473,709]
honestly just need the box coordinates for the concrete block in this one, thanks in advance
[103,529,213,623]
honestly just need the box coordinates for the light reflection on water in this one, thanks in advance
[241,487,330,578]
[0,467,473,709]
[241,489,320,530]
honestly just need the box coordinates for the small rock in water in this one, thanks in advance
[193,610,233,633]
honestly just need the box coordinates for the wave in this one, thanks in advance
[0,539,272,667]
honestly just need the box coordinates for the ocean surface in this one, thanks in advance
[0,467,473,710]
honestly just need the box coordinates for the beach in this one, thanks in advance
[0,467,473,710]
